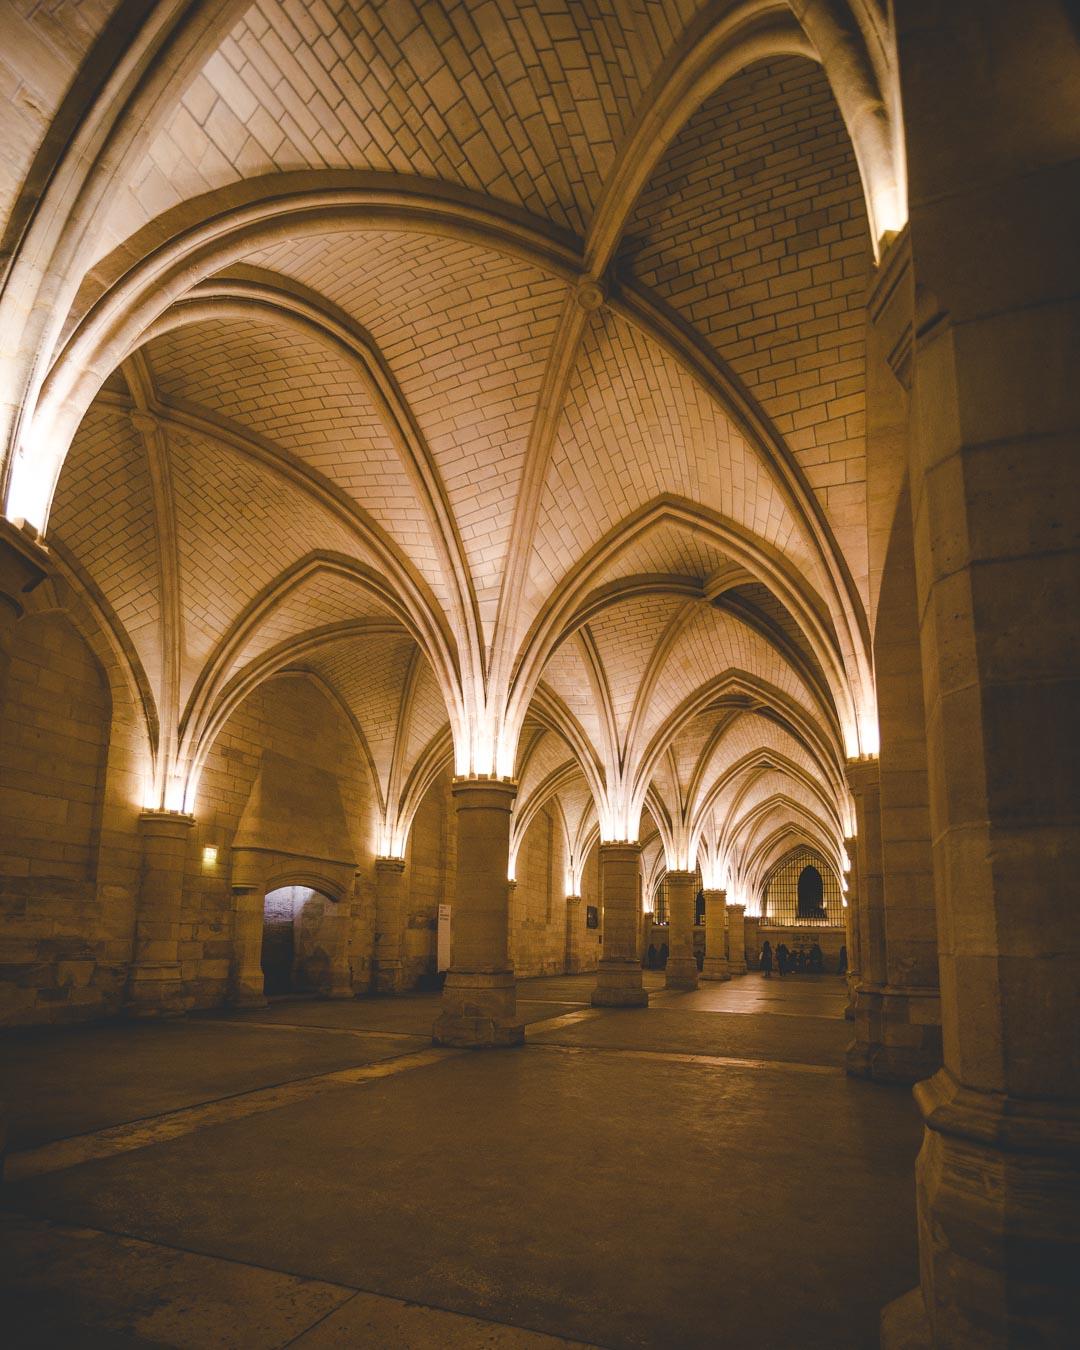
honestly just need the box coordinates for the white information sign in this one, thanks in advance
[437,903,452,972]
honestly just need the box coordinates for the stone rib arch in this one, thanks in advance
[586,0,902,274]
[391,728,456,862]
[506,498,862,764]
[690,749,844,860]
[181,618,403,819]
[743,820,845,899]
[9,175,875,758]
[725,794,842,881]
[33,539,160,788]
[179,552,460,770]
[19,560,157,817]
[629,672,845,827]
[136,270,482,655]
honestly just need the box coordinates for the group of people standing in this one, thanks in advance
[758,939,844,977]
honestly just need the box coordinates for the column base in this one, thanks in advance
[432,971,524,1047]
[124,962,186,1018]
[591,959,649,1007]
[912,1068,1080,1348]
[701,956,730,981]
[229,981,268,1010]
[665,956,699,991]
[880,1288,931,1350]
[373,964,406,994]
[845,984,942,1084]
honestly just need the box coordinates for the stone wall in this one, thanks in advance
[186,671,378,1008]
[511,803,568,977]
[0,610,136,1025]
[403,771,455,988]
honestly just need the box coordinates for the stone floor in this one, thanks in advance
[0,972,922,1348]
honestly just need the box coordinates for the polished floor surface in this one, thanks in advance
[1,972,921,1348]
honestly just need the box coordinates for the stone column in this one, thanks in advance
[506,878,518,965]
[664,870,699,990]
[844,758,887,1077]
[0,533,48,1170]
[863,255,944,1085]
[591,843,648,1007]
[842,835,859,1019]
[373,857,407,993]
[564,894,587,973]
[726,903,747,974]
[433,778,523,1047]
[229,884,267,1008]
[701,888,730,980]
[124,811,193,1017]
[882,6,1080,1340]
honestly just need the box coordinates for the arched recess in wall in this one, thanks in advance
[196,671,379,1006]
[260,884,341,997]
[762,845,842,925]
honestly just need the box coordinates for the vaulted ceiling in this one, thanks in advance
[2,0,903,900]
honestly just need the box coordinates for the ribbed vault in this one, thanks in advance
[3,0,903,895]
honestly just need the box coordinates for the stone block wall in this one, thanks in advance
[512,803,568,977]
[190,671,378,1007]
[0,610,138,1025]
[403,771,455,988]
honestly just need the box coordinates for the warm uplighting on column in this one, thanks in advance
[697,851,725,891]
[4,425,59,535]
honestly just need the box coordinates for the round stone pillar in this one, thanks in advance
[432,778,523,1047]
[592,843,648,1006]
[664,870,699,990]
[125,811,194,1017]
[726,903,747,974]
[373,857,407,993]
[701,888,730,981]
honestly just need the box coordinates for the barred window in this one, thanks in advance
[762,847,843,926]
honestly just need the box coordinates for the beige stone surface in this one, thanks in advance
[0,1,1074,1342]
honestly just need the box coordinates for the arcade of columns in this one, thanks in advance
[0,2,1076,1345]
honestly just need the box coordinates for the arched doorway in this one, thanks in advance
[260,886,338,997]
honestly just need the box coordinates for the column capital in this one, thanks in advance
[598,840,642,862]
[374,855,406,875]
[450,776,517,811]
[845,755,880,796]
[665,869,697,886]
[701,887,727,903]
[138,810,195,839]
